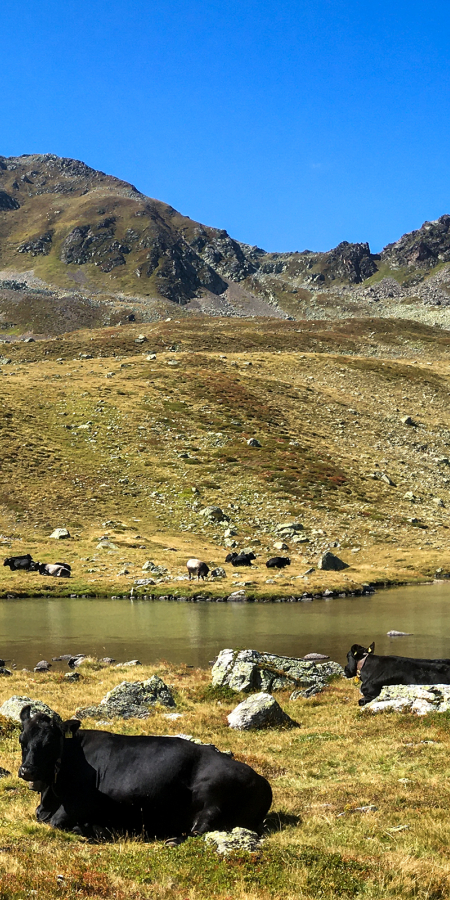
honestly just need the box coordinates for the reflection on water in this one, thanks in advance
[1,582,450,669]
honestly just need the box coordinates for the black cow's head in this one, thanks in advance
[3,558,11,567]
[18,706,80,785]
[344,642,375,678]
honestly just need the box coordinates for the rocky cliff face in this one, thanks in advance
[1,153,450,327]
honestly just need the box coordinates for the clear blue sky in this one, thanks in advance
[1,0,449,252]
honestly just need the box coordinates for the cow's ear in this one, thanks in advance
[368,642,375,653]
[63,719,81,739]
[20,705,32,726]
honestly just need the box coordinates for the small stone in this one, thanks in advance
[403,491,417,501]
[34,660,51,673]
[210,567,226,578]
[64,672,80,681]
[134,334,147,344]
[247,438,261,448]
[401,416,415,426]
[118,568,130,575]
[273,541,289,551]
[204,827,263,855]
[50,527,70,540]
[200,506,229,523]
[145,354,156,360]
[115,660,142,667]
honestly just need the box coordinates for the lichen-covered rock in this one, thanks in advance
[76,676,175,720]
[227,692,297,730]
[204,827,263,854]
[0,696,61,723]
[212,648,343,693]
[200,506,230,523]
[364,684,450,715]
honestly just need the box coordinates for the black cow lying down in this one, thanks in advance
[225,552,256,566]
[345,642,450,705]
[3,554,37,571]
[266,557,290,569]
[18,707,272,841]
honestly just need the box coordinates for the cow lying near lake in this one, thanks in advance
[18,707,272,841]
[186,558,209,580]
[266,557,290,569]
[38,563,71,578]
[225,552,256,566]
[344,642,450,705]
[3,554,38,571]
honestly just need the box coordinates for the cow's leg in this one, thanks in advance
[359,682,382,705]
[190,803,223,836]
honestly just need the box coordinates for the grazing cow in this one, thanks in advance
[3,554,37,572]
[186,559,209,581]
[225,552,256,567]
[266,557,291,569]
[344,642,450,705]
[38,564,71,578]
[18,707,272,841]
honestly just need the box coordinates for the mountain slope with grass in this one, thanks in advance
[1,154,450,333]
[1,316,449,599]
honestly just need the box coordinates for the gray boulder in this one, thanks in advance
[210,567,226,578]
[318,551,348,571]
[200,506,230,523]
[76,676,175,720]
[204,827,263,854]
[50,527,70,540]
[212,648,343,693]
[227,692,297,730]
[364,684,450,715]
[0,696,61,723]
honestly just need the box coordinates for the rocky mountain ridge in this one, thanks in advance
[1,153,450,332]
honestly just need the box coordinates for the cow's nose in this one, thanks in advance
[18,765,33,780]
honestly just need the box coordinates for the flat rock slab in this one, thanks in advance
[204,827,263,854]
[364,684,450,715]
[212,648,343,693]
[227,692,297,730]
[0,696,61,723]
[76,676,175,720]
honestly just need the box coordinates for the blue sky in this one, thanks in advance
[1,0,449,252]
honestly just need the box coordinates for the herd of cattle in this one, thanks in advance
[16,640,450,843]
[4,555,71,577]
[4,553,291,582]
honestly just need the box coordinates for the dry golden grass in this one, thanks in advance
[0,664,450,898]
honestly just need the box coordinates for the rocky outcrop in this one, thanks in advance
[0,190,19,211]
[364,684,450,714]
[227,692,297,730]
[381,215,450,269]
[76,676,175,719]
[318,551,348,571]
[211,648,343,693]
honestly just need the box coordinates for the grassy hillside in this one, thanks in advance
[1,316,450,598]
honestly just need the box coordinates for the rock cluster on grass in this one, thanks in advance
[76,676,175,720]
[212,648,343,693]
[0,696,60,722]
[204,827,263,854]
[227,692,297,730]
[364,684,450,715]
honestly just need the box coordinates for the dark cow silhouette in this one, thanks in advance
[225,552,256,567]
[18,707,272,841]
[345,642,450,705]
[266,557,291,569]
[38,563,71,578]
[3,554,37,571]
[186,558,209,580]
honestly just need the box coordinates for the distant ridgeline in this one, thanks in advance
[1,153,450,328]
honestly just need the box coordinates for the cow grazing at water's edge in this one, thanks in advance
[18,707,272,841]
[3,554,38,571]
[38,563,71,578]
[266,557,290,569]
[186,559,209,581]
[344,642,450,705]
[225,552,256,567]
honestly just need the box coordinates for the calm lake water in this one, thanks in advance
[1,582,450,670]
